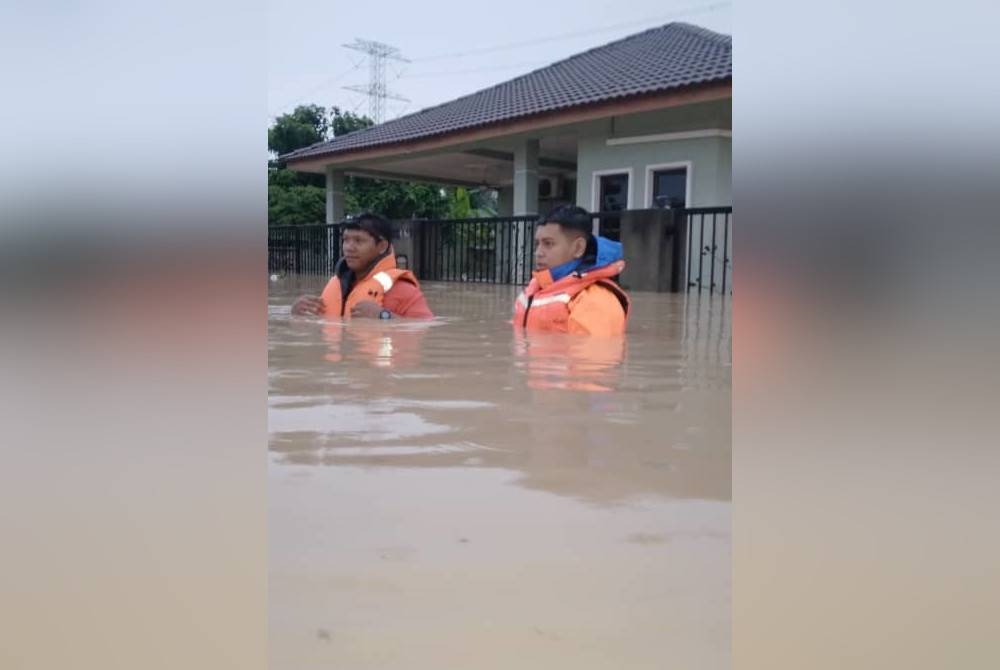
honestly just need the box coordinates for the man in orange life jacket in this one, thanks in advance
[291,212,434,320]
[514,205,630,335]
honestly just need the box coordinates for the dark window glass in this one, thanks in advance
[598,173,629,212]
[652,168,687,209]
[597,173,629,241]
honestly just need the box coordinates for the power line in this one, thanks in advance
[268,2,730,124]
[388,101,412,120]
[393,4,729,113]
[409,1,730,63]
[342,38,410,124]
[268,62,363,117]
[404,59,551,79]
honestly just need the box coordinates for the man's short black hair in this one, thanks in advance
[540,205,591,237]
[344,212,393,242]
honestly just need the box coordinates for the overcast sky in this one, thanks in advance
[267,0,732,126]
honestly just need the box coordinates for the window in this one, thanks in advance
[598,173,629,212]
[596,172,630,241]
[651,167,688,209]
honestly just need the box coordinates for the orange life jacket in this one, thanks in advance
[320,252,419,318]
[513,259,630,333]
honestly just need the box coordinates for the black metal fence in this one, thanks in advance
[413,216,538,285]
[269,224,341,276]
[683,207,733,295]
[268,207,732,294]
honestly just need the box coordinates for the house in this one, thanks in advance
[281,22,731,292]
[284,22,730,217]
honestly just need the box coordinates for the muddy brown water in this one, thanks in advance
[268,278,731,669]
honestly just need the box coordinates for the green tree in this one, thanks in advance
[330,107,372,137]
[268,183,326,226]
[268,104,329,159]
[447,187,473,219]
[331,108,449,218]
[346,179,448,219]
[268,104,455,225]
[267,104,333,225]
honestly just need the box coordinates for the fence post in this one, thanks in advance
[294,227,301,274]
[721,212,731,294]
[670,209,689,293]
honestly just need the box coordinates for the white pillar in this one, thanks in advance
[512,140,539,283]
[513,139,539,215]
[325,166,345,224]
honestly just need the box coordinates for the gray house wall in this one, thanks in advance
[573,101,732,210]
[576,134,731,210]
[715,136,732,206]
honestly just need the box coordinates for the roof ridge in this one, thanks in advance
[671,21,732,45]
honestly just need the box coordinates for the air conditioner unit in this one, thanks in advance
[538,175,562,199]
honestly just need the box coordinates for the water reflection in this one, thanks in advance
[513,331,625,392]
[319,318,432,368]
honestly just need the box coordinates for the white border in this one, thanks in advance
[607,129,731,147]
[644,161,693,209]
[590,167,634,213]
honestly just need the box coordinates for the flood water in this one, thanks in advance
[268,278,732,669]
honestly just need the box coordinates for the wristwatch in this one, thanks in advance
[378,309,393,320]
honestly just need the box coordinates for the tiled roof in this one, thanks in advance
[284,22,731,162]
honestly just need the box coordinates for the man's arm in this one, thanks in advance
[352,284,433,318]
[291,295,324,315]
[382,281,434,319]
[567,285,626,336]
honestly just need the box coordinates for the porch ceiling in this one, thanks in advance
[300,134,580,188]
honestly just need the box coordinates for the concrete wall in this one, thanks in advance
[617,209,687,292]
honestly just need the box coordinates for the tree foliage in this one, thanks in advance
[268,183,326,226]
[330,107,372,137]
[268,105,456,225]
[447,187,473,219]
[268,104,328,158]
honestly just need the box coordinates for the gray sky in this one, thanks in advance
[267,0,732,126]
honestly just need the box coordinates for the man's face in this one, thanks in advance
[342,228,388,272]
[533,223,586,271]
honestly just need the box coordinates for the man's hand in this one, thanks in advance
[291,295,324,316]
[350,300,385,319]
